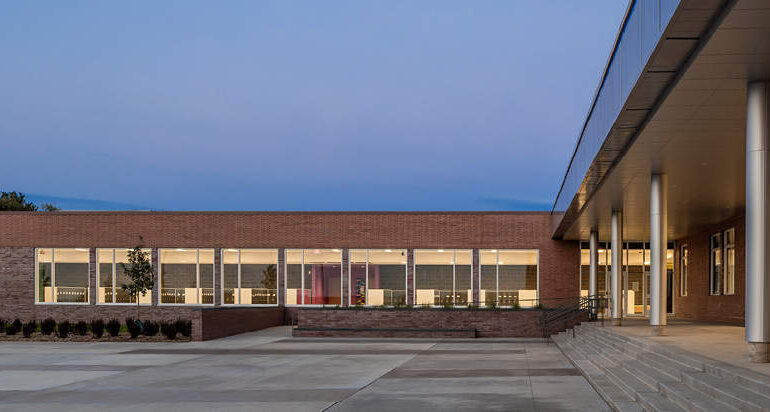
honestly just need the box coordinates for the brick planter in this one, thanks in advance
[293,308,588,338]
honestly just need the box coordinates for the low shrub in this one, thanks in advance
[5,322,18,336]
[0,319,5,334]
[143,321,159,337]
[41,318,56,335]
[127,321,142,339]
[161,322,177,340]
[75,321,88,336]
[106,319,121,337]
[174,319,192,337]
[90,319,105,339]
[12,319,22,330]
[22,321,37,338]
[58,321,72,338]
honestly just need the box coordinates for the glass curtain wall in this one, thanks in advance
[414,250,472,306]
[97,248,152,304]
[480,250,538,307]
[284,249,342,305]
[36,248,90,303]
[222,249,278,305]
[349,249,407,306]
[159,248,214,304]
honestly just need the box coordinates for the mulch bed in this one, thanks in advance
[0,333,191,343]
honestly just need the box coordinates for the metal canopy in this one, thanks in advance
[560,0,770,241]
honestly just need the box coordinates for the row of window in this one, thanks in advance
[35,248,539,307]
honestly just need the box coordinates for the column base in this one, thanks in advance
[651,325,666,336]
[611,319,622,326]
[748,342,770,363]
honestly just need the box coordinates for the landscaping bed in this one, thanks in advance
[0,318,193,342]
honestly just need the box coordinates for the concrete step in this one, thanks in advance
[636,392,686,412]
[682,371,770,412]
[620,359,679,389]
[635,351,700,380]
[703,362,770,398]
[605,364,657,395]
[658,382,738,412]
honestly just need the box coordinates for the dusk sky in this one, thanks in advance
[1,1,627,211]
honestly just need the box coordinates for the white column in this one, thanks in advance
[746,81,770,362]
[611,211,623,326]
[650,174,668,336]
[589,231,598,298]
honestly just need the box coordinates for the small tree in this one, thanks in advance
[120,237,154,319]
[0,191,38,211]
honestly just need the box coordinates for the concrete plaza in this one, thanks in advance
[0,326,608,411]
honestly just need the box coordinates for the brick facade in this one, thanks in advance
[0,211,580,338]
[674,215,745,324]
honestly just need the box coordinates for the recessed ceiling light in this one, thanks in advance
[385,249,392,253]
[176,248,186,252]
[227,249,238,252]
[490,249,497,253]
[438,249,445,253]
[332,249,340,252]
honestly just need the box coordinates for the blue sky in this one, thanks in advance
[1,1,627,211]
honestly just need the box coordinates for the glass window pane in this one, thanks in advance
[285,249,303,305]
[160,249,197,304]
[36,249,53,303]
[415,250,453,306]
[114,248,152,304]
[222,249,238,304]
[349,250,367,305]
[454,250,472,305]
[53,248,89,303]
[498,250,537,307]
[241,249,277,304]
[199,249,214,304]
[303,249,341,305]
[480,249,497,307]
[97,249,113,304]
[367,249,406,306]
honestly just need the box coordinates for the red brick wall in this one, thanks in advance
[674,215,744,324]
[0,211,580,302]
[294,308,587,338]
[192,306,284,341]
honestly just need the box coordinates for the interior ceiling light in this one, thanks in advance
[332,249,340,252]
[176,248,186,252]
[490,249,497,253]
[385,249,392,253]
[438,249,445,253]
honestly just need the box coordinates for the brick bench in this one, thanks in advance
[292,327,476,338]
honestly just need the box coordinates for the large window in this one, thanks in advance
[159,249,214,305]
[710,233,723,296]
[724,229,735,295]
[285,249,342,305]
[36,248,90,304]
[480,250,538,307]
[679,245,688,297]
[222,249,278,305]
[97,248,152,304]
[349,249,407,306]
[414,249,472,306]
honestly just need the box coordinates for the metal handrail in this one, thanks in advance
[541,295,607,343]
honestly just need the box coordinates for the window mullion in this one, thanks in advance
[112,249,117,304]
[237,249,242,305]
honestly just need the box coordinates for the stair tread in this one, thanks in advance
[622,359,679,385]
[684,371,770,409]
[606,364,657,393]
[659,382,739,411]
[636,392,686,412]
